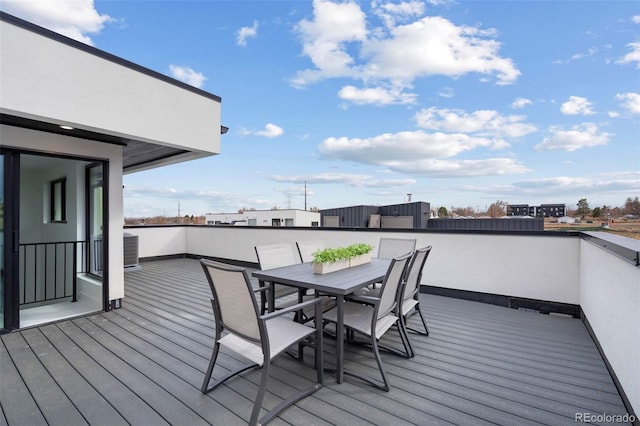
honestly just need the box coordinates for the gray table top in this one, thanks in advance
[252,257,390,296]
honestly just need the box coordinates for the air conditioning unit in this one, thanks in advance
[123,233,139,268]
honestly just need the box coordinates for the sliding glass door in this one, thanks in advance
[87,163,104,277]
[1,150,20,331]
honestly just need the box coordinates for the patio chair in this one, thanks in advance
[350,246,432,358]
[256,243,335,322]
[323,252,412,391]
[376,237,416,259]
[199,259,324,426]
[255,243,303,314]
[397,245,432,357]
[363,237,416,292]
[296,240,325,263]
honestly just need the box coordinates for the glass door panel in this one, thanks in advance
[88,164,104,276]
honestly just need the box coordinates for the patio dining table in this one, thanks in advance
[252,257,390,384]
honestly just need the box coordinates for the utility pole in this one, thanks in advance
[178,201,181,224]
[304,181,307,211]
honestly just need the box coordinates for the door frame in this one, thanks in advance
[1,148,109,332]
[2,150,20,331]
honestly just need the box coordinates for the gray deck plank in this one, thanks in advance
[0,338,47,426]
[38,323,171,426]
[19,328,128,426]
[2,332,87,426]
[1,257,632,426]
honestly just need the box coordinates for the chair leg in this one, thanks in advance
[250,362,271,426]
[397,316,415,358]
[371,336,391,392]
[201,342,221,393]
[406,303,429,336]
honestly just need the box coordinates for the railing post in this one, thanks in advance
[72,242,77,302]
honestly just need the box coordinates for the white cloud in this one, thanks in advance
[1,0,113,46]
[169,65,207,88]
[617,42,640,68]
[237,20,258,47]
[372,0,425,28]
[338,85,416,105]
[616,92,640,114]
[633,15,640,24]
[271,172,415,188]
[317,130,529,177]
[243,123,284,138]
[535,123,610,152]
[438,87,454,98]
[511,97,532,109]
[560,96,595,115]
[385,157,529,177]
[414,107,537,139]
[509,172,640,195]
[292,0,367,87]
[292,0,520,104]
[363,16,520,85]
[466,171,640,203]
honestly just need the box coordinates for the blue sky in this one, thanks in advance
[3,0,639,217]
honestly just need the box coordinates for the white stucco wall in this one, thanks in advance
[1,17,221,158]
[20,157,87,244]
[128,226,582,305]
[133,226,187,259]
[1,125,125,301]
[580,238,640,415]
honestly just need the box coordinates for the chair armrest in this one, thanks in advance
[345,294,380,305]
[253,285,270,294]
[260,298,320,321]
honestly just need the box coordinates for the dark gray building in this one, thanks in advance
[320,201,431,228]
[507,203,566,218]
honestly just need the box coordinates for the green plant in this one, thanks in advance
[312,243,373,264]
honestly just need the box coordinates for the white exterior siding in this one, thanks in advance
[1,16,221,171]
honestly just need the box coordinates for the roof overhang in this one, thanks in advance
[0,12,225,173]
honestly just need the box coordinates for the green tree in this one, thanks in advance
[592,207,602,218]
[437,206,448,217]
[575,198,591,218]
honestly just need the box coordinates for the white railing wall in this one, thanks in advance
[579,238,639,416]
[133,226,187,258]
[129,226,581,304]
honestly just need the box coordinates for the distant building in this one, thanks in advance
[507,203,566,218]
[205,209,320,227]
[558,216,576,224]
[320,202,431,229]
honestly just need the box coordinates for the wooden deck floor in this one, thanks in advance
[1,257,630,425]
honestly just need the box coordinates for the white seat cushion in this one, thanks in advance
[219,316,315,366]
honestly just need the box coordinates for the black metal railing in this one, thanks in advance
[19,241,88,306]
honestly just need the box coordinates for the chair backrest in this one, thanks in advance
[296,240,325,263]
[255,243,302,270]
[200,259,261,342]
[403,246,432,303]
[376,252,412,319]
[377,238,416,259]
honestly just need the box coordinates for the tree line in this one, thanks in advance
[437,196,640,219]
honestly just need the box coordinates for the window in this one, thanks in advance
[50,177,66,222]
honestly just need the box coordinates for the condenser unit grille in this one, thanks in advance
[123,234,139,267]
